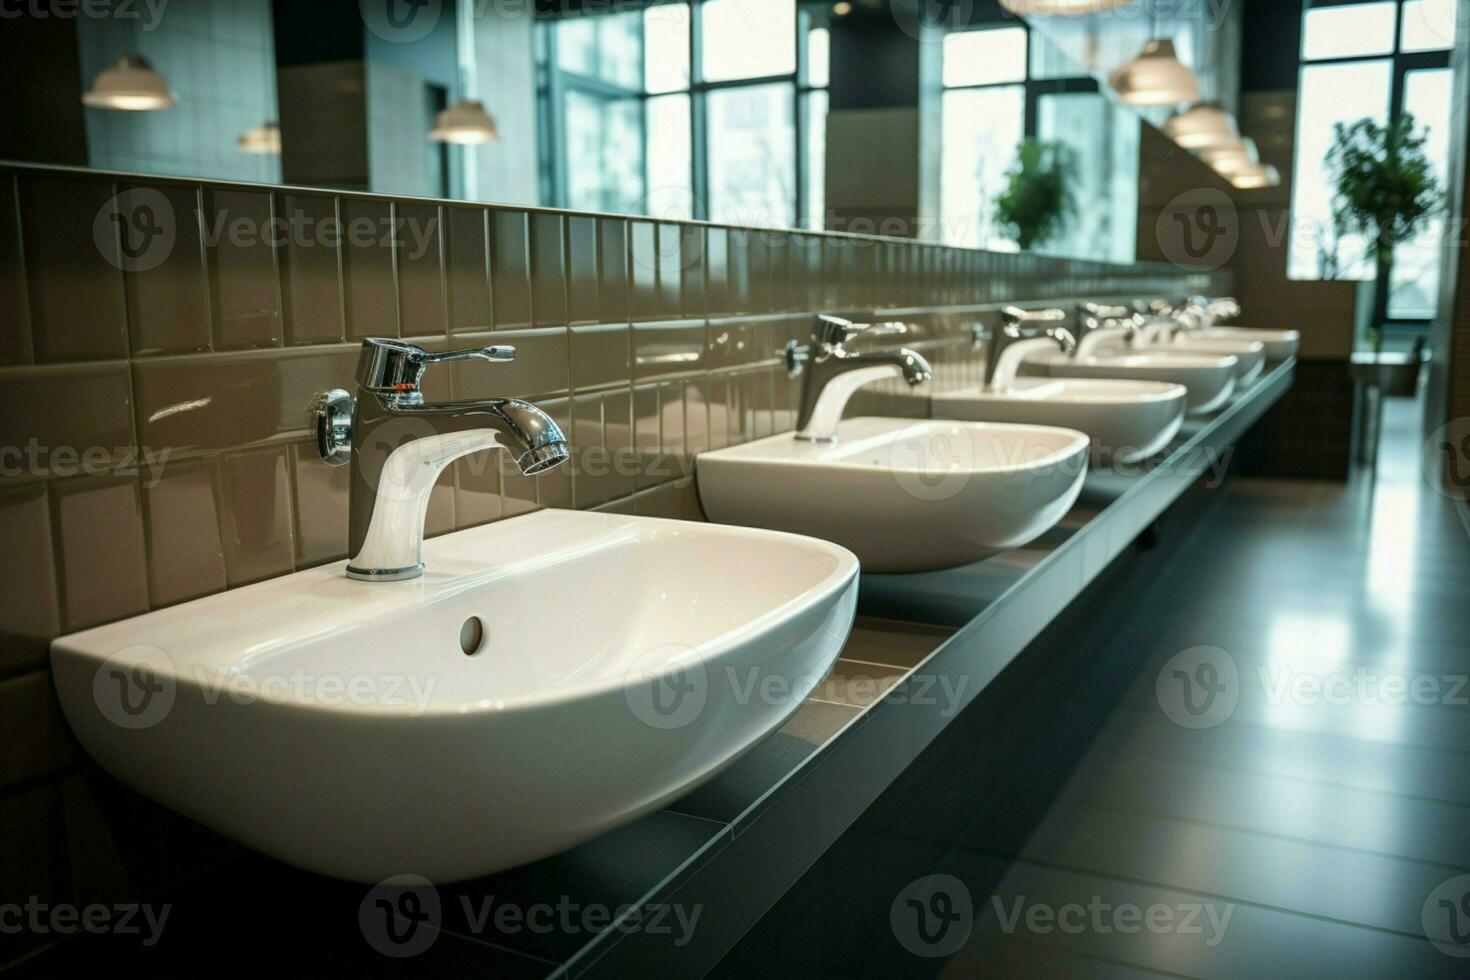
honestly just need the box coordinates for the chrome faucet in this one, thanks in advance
[1075,302,1142,357]
[980,308,1076,390]
[312,338,569,581]
[785,314,932,442]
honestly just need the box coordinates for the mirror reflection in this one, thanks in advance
[1,0,1255,266]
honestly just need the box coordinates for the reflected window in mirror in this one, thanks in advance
[937,22,1135,262]
[538,1,829,228]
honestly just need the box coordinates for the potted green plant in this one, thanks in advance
[993,139,1077,251]
[1325,113,1443,369]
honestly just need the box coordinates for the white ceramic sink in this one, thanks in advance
[1198,326,1300,360]
[50,509,858,882]
[697,417,1090,573]
[933,378,1186,464]
[1025,350,1237,415]
[1139,337,1265,386]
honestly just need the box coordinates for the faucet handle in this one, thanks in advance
[1002,306,1067,328]
[813,314,909,348]
[357,338,517,392]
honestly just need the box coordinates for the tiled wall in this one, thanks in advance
[0,161,1224,963]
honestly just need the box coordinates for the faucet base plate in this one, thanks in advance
[345,562,425,582]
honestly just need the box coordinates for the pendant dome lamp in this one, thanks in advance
[1110,38,1200,106]
[83,56,176,111]
[999,0,1135,13]
[1202,137,1260,178]
[429,99,500,144]
[1164,101,1239,152]
[1230,162,1281,190]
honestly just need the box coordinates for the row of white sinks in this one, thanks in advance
[51,318,1297,885]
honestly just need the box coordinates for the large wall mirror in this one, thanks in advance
[0,0,1242,266]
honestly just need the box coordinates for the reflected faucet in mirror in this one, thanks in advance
[311,339,569,581]
[785,315,933,442]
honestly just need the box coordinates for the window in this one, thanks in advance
[1288,1,1454,325]
[939,27,1029,249]
[539,1,829,228]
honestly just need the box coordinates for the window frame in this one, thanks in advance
[537,1,830,227]
[1295,0,1452,331]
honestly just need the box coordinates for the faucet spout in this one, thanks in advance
[989,325,1076,391]
[313,338,569,582]
[788,316,933,442]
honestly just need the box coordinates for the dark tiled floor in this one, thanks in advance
[717,395,1470,978]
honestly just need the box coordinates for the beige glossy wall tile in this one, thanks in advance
[530,212,567,328]
[449,327,568,401]
[656,223,682,318]
[278,194,344,346]
[0,361,134,484]
[18,174,128,362]
[50,475,149,632]
[0,483,59,675]
[205,187,282,350]
[489,209,531,329]
[0,173,33,367]
[628,221,659,322]
[446,205,490,335]
[570,323,631,393]
[216,447,294,586]
[633,319,705,383]
[289,441,348,568]
[341,197,398,340]
[565,215,599,326]
[142,457,226,607]
[597,218,629,324]
[122,182,210,357]
[132,345,357,458]
[396,203,445,338]
[703,227,728,318]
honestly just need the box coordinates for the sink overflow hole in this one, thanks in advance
[460,616,486,656]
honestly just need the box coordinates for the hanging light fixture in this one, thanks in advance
[1109,39,1200,106]
[1000,0,1135,14]
[236,122,282,155]
[1230,162,1281,190]
[82,56,176,111]
[429,99,500,144]
[1202,137,1260,177]
[1164,101,1239,152]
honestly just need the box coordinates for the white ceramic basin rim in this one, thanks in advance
[50,509,860,882]
[697,417,1090,573]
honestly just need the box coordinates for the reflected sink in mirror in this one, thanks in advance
[933,377,1187,464]
[50,510,859,883]
[697,418,1090,573]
